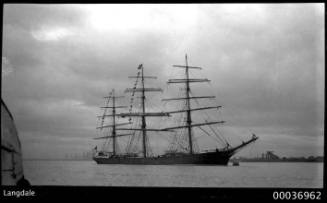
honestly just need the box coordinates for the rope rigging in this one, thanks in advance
[189,90,229,147]
[128,70,141,122]
[96,91,113,151]
[91,56,259,162]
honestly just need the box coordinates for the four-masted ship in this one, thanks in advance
[93,55,258,165]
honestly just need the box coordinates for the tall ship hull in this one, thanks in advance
[92,57,258,165]
[93,150,233,165]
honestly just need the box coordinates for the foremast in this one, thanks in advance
[163,54,225,155]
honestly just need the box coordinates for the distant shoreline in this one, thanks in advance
[23,158,91,161]
[23,159,323,163]
[235,160,323,163]
[231,157,323,163]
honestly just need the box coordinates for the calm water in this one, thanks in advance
[23,160,323,188]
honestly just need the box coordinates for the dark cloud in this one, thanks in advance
[3,4,87,30]
[2,4,324,159]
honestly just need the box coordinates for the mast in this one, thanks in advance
[95,89,130,155]
[125,64,169,158]
[141,65,147,158]
[162,54,225,154]
[112,89,116,156]
[185,55,193,154]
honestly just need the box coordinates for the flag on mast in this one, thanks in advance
[137,64,142,69]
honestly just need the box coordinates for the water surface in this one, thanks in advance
[23,160,323,187]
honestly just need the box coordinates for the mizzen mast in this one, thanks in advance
[94,89,131,156]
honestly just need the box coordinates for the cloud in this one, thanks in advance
[2,56,14,76]
[3,4,87,30]
[31,27,74,41]
[2,4,324,158]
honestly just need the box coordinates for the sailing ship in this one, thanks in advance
[93,55,258,165]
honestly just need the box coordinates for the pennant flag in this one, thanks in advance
[138,64,142,69]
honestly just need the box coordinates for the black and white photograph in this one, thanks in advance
[1,2,324,200]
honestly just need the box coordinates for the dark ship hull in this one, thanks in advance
[93,150,233,165]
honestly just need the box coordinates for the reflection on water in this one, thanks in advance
[23,160,323,187]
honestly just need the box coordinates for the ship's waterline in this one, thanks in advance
[94,151,231,165]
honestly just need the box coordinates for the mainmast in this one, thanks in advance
[163,54,225,154]
[184,55,193,154]
[124,64,170,158]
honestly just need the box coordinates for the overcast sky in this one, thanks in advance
[2,4,324,159]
